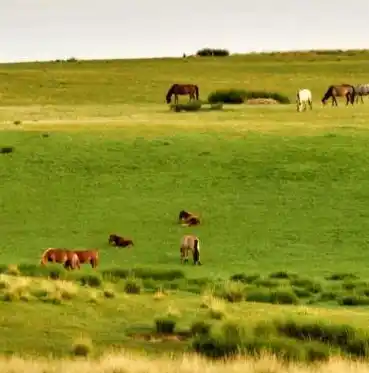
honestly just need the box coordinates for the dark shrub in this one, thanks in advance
[230,273,260,284]
[79,274,103,288]
[269,271,298,280]
[102,268,185,281]
[155,317,177,334]
[271,288,299,305]
[170,101,202,112]
[196,48,230,57]
[293,287,313,298]
[274,318,369,357]
[124,277,142,294]
[191,320,212,336]
[339,294,369,306]
[290,277,323,293]
[0,146,14,154]
[325,272,359,281]
[208,89,247,104]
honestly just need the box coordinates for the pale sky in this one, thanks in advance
[1,0,368,63]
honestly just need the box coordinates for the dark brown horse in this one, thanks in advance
[321,84,355,106]
[40,248,80,270]
[178,210,201,227]
[108,234,134,248]
[166,84,199,104]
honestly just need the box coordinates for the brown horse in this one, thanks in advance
[40,248,80,270]
[73,249,99,269]
[108,234,134,248]
[166,84,199,104]
[178,210,201,227]
[321,84,355,106]
[180,235,202,265]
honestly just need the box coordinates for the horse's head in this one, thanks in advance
[178,210,187,221]
[166,96,172,104]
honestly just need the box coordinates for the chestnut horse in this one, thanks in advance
[165,84,199,104]
[73,249,99,269]
[180,235,202,265]
[40,248,80,270]
[178,210,201,226]
[321,84,355,106]
[108,234,134,248]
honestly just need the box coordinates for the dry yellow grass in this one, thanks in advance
[0,352,369,373]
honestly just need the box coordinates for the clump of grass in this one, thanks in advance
[268,271,298,280]
[103,287,115,299]
[208,89,247,104]
[216,280,245,303]
[6,264,20,276]
[289,277,323,294]
[254,277,281,288]
[245,287,299,305]
[154,307,180,335]
[338,294,369,306]
[229,273,260,284]
[124,277,142,294]
[71,337,93,357]
[273,317,369,358]
[170,101,202,112]
[191,319,213,336]
[54,280,78,300]
[79,274,103,288]
[325,272,359,281]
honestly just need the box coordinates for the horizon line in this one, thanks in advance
[1,47,369,65]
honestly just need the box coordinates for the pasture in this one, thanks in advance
[2,50,369,367]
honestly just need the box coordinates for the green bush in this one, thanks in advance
[191,320,212,336]
[155,316,177,334]
[102,267,185,281]
[289,277,323,294]
[229,273,260,284]
[273,318,369,357]
[325,272,359,281]
[207,89,290,104]
[271,288,299,305]
[124,277,142,294]
[269,271,298,280]
[196,48,230,57]
[208,89,247,104]
[338,294,369,306]
[170,101,202,112]
[79,274,103,288]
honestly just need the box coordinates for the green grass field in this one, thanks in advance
[2,50,369,366]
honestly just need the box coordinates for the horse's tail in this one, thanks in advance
[93,250,99,268]
[193,238,200,264]
[194,85,199,100]
[350,85,356,104]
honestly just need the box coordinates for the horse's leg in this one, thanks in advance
[361,95,364,104]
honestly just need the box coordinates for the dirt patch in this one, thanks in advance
[129,332,191,343]
[246,98,279,105]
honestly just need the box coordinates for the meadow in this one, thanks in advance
[2,49,369,370]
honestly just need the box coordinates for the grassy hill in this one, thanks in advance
[2,50,369,364]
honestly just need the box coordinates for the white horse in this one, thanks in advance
[296,89,312,112]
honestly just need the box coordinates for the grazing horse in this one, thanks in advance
[354,84,369,104]
[40,248,80,270]
[321,84,355,106]
[296,89,312,112]
[180,235,202,265]
[165,84,199,104]
[178,210,201,227]
[73,250,99,269]
[108,234,134,248]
